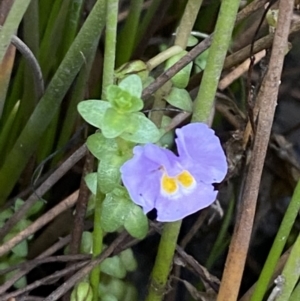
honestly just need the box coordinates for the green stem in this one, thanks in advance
[102,0,119,99]
[116,0,143,66]
[145,221,182,301]
[275,232,300,301]
[90,174,105,301]
[191,0,240,123]
[174,0,204,48]
[0,0,106,205]
[250,180,300,301]
[145,1,205,300]
[146,46,183,71]
[205,194,235,269]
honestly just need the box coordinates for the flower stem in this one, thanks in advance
[145,221,182,301]
[145,1,204,301]
[191,0,240,124]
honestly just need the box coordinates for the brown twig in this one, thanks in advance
[0,190,79,257]
[216,1,294,300]
[0,144,87,241]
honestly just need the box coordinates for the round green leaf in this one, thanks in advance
[164,87,193,112]
[124,204,148,239]
[165,51,193,88]
[100,256,127,279]
[86,132,119,160]
[100,192,132,232]
[119,248,138,272]
[77,100,110,128]
[84,173,97,195]
[0,207,13,222]
[98,278,126,300]
[121,113,160,143]
[98,154,127,193]
[80,231,93,254]
[102,108,129,138]
[12,239,28,257]
[118,74,143,98]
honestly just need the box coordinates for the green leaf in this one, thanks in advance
[98,154,127,194]
[124,204,148,239]
[14,198,25,211]
[100,256,127,279]
[80,231,93,254]
[26,200,44,218]
[119,248,138,272]
[121,113,160,143]
[159,116,175,148]
[164,87,193,112]
[77,100,110,128]
[100,191,132,232]
[84,172,97,195]
[187,35,199,47]
[165,50,193,88]
[100,294,118,301]
[99,278,126,301]
[12,239,28,257]
[86,133,119,160]
[0,208,13,222]
[195,48,209,71]
[102,108,129,138]
[107,86,143,113]
[118,74,143,98]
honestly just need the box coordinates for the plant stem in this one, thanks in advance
[275,232,300,301]
[174,0,204,48]
[191,0,240,124]
[102,0,119,99]
[250,180,300,301]
[90,179,105,301]
[145,221,182,301]
[116,0,143,66]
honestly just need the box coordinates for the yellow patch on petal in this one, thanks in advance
[161,173,178,194]
[177,170,195,188]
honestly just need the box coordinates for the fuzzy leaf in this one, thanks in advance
[102,108,129,138]
[86,133,119,160]
[124,204,148,239]
[120,113,160,143]
[165,51,193,88]
[119,248,138,272]
[77,100,110,128]
[118,74,143,98]
[100,191,132,232]
[84,173,97,195]
[100,256,127,279]
[164,87,193,112]
[98,155,127,193]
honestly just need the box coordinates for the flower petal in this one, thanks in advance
[175,123,227,183]
[120,144,180,214]
[155,182,217,222]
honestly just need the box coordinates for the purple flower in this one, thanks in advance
[120,123,227,222]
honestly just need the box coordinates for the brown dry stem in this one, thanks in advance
[216,0,294,300]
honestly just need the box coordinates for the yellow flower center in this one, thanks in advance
[161,170,196,198]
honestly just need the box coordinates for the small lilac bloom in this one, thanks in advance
[120,123,227,222]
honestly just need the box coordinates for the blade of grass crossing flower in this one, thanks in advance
[0,0,107,205]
